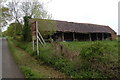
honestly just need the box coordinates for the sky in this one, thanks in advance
[42,0,119,34]
[2,0,119,34]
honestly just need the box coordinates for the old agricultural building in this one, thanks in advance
[34,19,117,41]
[51,20,116,41]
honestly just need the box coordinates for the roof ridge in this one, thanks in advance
[33,18,107,27]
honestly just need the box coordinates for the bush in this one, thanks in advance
[80,41,108,60]
[80,41,119,78]
[12,39,119,78]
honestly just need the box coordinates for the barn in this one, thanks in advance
[32,19,117,41]
[50,20,117,41]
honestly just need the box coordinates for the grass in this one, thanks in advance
[60,40,118,61]
[7,38,66,78]
[60,40,119,78]
[8,38,48,78]
[8,37,119,78]
[20,66,47,78]
[60,40,118,52]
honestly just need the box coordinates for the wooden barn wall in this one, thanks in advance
[111,33,117,40]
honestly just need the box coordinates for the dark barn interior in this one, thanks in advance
[64,33,73,41]
[51,20,116,42]
[52,32,112,41]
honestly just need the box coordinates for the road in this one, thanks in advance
[2,38,24,78]
[0,38,2,79]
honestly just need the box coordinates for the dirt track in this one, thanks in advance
[2,38,24,78]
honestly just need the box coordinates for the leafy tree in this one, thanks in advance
[4,23,23,38]
[22,16,32,42]
[5,0,51,23]
[21,0,53,41]
[21,0,51,19]
[0,7,11,26]
[2,0,53,40]
[0,7,12,36]
[6,0,22,23]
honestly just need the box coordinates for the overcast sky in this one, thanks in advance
[42,0,119,34]
[3,0,119,34]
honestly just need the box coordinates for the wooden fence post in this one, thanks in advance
[62,33,64,41]
[36,21,39,55]
[102,33,104,40]
[89,33,92,41]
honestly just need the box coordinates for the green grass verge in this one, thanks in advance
[8,37,119,78]
[7,38,48,78]
[20,66,47,78]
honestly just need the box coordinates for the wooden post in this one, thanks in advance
[38,37,44,46]
[107,33,109,40]
[38,32,46,45]
[102,33,104,40]
[105,33,107,40]
[107,33,110,39]
[62,33,64,41]
[73,32,75,41]
[36,21,39,55]
[32,40,34,51]
[32,21,36,52]
[96,33,98,40]
[89,33,91,41]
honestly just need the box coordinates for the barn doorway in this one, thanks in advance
[64,32,73,41]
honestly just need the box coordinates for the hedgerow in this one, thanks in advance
[12,39,119,78]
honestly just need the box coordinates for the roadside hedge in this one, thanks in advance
[13,39,119,78]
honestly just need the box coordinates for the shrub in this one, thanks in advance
[80,41,108,61]
[80,41,119,78]
[12,39,119,78]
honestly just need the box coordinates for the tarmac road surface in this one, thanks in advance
[0,38,2,79]
[2,38,24,78]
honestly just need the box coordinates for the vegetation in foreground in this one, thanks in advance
[9,36,119,78]
[60,40,119,78]
[8,37,67,78]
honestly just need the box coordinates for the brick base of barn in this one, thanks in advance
[52,32,112,42]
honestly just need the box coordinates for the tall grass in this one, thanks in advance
[60,40,119,78]
[11,38,119,78]
[7,38,49,78]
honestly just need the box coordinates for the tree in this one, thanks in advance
[4,23,23,37]
[22,16,32,42]
[0,7,12,36]
[0,7,11,26]
[5,0,51,23]
[21,0,51,19]
[21,0,52,41]
[2,0,53,40]
[6,0,22,23]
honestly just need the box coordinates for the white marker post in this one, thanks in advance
[32,21,36,51]
[36,21,39,55]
